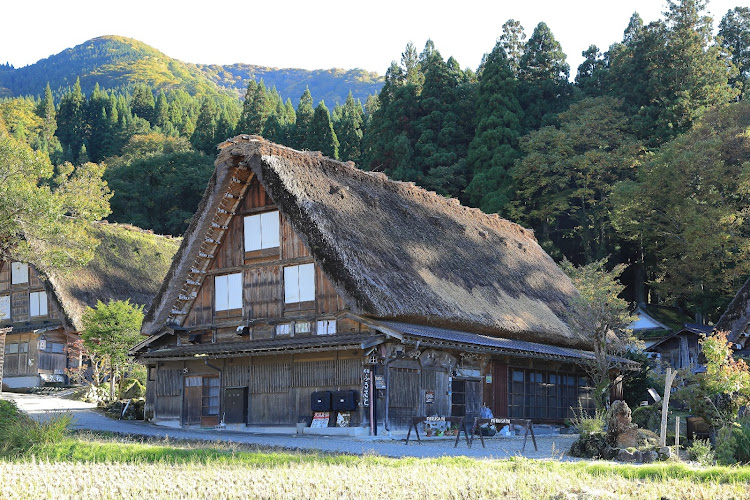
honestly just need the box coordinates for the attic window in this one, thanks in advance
[244,211,280,252]
[0,295,10,321]
[284,264,315,303]
[11,262,28,284]
[29,291,48,317]
[215,273,243,311]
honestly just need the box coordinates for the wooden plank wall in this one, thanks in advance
[0,261,61,325]
[154,353,365,425]
[180,177,347,333]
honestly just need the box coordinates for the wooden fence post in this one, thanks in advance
[675,416,680,449]
[660,367,677,448]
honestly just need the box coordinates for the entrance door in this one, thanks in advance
[183,376,202,425]
[451,379,481,421]
[183,375,220,426]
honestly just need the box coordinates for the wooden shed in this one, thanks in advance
[0,223,179,389]
[133,136,607,431]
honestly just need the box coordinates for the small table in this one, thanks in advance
[405,416,472,447]
[471,418,538,452]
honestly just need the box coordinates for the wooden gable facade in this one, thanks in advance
[135,137,614,432]
[138,176,371,428]
[0,260,74,388]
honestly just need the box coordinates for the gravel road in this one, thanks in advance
[1,391,580,460]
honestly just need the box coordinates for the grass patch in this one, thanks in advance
[3,431,750,498]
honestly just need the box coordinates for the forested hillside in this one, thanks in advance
[0,36,383,105]
[1,1,749,323]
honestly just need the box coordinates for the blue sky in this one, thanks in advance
[3,0,744,75]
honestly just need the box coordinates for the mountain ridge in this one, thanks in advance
[0,35,383,105]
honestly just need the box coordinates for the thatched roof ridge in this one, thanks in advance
[143,136,585,348]
[44,222,180,331]
[714,276,750,345]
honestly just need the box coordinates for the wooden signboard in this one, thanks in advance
[311,411,330,428]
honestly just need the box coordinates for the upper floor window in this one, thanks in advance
[11,262,28,284]
[215,273,243,311]
[284,263,315,303]
[244,211,280,252]
[30,291,47,317]
[0,294,9,321]
[5,343,17,354]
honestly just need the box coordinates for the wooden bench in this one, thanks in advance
[470,417,538,452]
[405,416,472,447]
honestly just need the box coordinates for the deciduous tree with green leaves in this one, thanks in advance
[81,299,144,401]
[0,131,111,270]
[562,259,637,410]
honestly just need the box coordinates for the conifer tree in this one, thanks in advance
[719,7,750,98]
[518,22,573,132]
[334,92,365,163]
[130,84,156,124]
[236,79,258,135]
[190,98,219,154]
[154,90,170,130]
[575,45,608,97]
[294,88,314,149]
[499,19,526,77]
[307,101,339,159]
[37,83,56,145]
[465,42,523,214]
[55,78,87,163]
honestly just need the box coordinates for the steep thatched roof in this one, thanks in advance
[143,136,585,348]
[714,276,750,348]
[45,222,180,331]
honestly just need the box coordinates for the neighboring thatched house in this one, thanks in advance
[133,136,609,431]
[0,222,180,389]
[713,277,750,358]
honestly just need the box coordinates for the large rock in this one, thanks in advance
[607,400,638,447]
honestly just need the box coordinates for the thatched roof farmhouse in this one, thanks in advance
[135,136,601,430]
[1,223,179,389]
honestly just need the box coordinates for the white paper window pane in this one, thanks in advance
[0,295,10,321]
[298,263,315,302]
[244,214,262,252]
[284,266,299,303]
[20,342,28,353]
[11,262,28,284]
[8,343,18,354]
[276,323,291,335]
[316,319,337,335]
[295,321,311,334]
[38,292,47,316]
[227,273,243,310]
[30,291,46,317]
[260,211,280,248]
[215,275,229,311]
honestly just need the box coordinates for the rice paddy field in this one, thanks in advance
[1,435,750,499]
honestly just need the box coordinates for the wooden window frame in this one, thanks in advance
[29,290,48,317]
[11,262,28,285]
[243,211,280,253]
[284,263,315,304]
[0,294,10,322]
[316,319,336,335]
[214,273,242,312]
